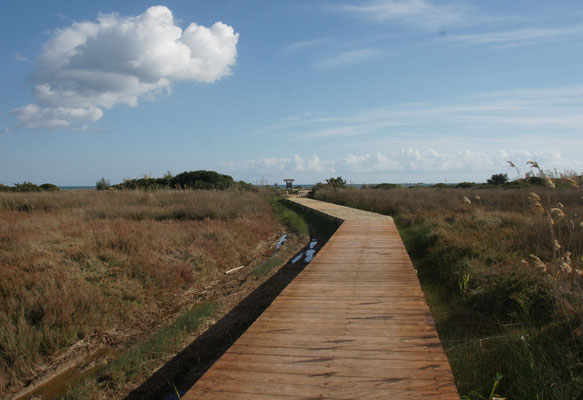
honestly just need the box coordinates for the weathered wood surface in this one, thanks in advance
[183,198,459,399]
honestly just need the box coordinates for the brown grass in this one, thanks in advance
[0,190,280,397]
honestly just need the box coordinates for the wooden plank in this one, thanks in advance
[182,198,459,399]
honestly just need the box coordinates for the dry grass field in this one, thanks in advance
[314,183,583,399]
[0,190,283,398]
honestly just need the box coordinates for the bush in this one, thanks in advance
[40,183,60,192]
[96,178,110,190]
[487,173,509,185]
[326,176,347,189]
[373,183,398,189]
[0,184,11,192]
[13,182,41,192]
[111,170,240,191]
[170,170,234,190]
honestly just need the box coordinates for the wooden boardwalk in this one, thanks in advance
[183,198,459,399]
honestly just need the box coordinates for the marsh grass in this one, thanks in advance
[0,190,279,397]
[250,258,283,280]
[266,196,310,238]
[0,189,267,220]
[61,304,215,399]
[314,187,583,399]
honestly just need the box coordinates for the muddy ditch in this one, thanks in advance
[127,232,330,400]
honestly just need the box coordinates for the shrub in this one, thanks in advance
[40,183,60,192]
[373,183,398,189]
[487,173,509,185]
[326,176,347,189]
[96,178,111,190]
[170,170,234,190]
[13,182,41,192]
[111,170,241,191]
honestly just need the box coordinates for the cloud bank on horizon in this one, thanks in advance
[219,149,583,183]
[11,6,238,129]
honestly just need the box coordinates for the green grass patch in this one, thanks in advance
[267,196,310,238]
[250,257,283,280]
[61,303,215,399]
[267,196,339,239]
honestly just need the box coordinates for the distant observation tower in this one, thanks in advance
[283,179,295,189]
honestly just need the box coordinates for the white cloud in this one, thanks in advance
[12,6,238,129]
[219,154,335,176]
[14,53,28,62]
[219,149,583,183]
[341,153,403,172]
[446,26,583,48]
[11,104,103,129]
[340,0,472,30]
[316,48,382,69]
[283,38,331,53]
[264,86,583,143]
[293,154,335,174]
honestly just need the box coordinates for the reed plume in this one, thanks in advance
[528,192,545,216]
[528,254,547,272]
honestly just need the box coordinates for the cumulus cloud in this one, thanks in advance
[341,153,403,172]
[218,149,583,183]
[12,6,238,129]
[293,154,335,174]
[219,154,335,176]
[12,104,103,129]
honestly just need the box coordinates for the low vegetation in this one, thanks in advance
[61,304,215,399]
[110,170,253,191]
[0,189,282,398]
[313,172,583,399]
[0,182,60,192]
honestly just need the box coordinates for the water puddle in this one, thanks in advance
[274,234,287,254]
[291,253,304,264]
[16,348,113,400]
[291,238,318,264]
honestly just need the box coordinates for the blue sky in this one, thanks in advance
[1,0,582,185]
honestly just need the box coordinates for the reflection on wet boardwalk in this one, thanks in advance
[183,198,459,399]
